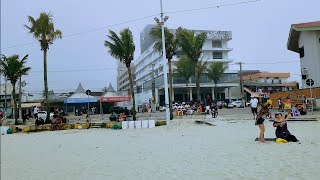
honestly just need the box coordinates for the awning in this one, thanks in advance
[64,98,98,103]
[21,102,42,108]
[100,96,131,102]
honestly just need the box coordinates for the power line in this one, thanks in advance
[1,0,262,50]
[244,61,299,64]
[28,67,117,73]
[165,0,262,15]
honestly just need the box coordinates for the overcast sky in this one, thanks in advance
[1,0,319,96]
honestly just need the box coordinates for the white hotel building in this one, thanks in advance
[118,25,240,108]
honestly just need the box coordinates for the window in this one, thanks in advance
[279,79,282,84]
[212,52,223,59]
[212,41,222,48]
[299,46,304,58]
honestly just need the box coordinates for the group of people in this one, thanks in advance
[109,107,132,121]
[250,96,298,143]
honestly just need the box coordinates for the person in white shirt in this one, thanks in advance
[250,96,259,119]
[33,106,39,120]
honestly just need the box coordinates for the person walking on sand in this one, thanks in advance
[255,104,270,143]
[250,96,258,119]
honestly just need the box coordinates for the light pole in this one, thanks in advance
[155,0,170,128]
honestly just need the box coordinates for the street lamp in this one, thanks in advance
[155,0,170,128]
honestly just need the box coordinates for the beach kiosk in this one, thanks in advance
[64,83,97,115]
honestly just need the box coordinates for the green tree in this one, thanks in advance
[174,56,194,101]
[150,24,178,120]
[206,62,227,100]
[25,12,62,120]
[0,54,31,124]
[176,28,207,101]
[105,28,137,120]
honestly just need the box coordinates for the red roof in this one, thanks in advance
[292,21,320,28]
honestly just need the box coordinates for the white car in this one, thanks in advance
[159,106,166,112]
[37,111,54,120]
[228,101,243,108]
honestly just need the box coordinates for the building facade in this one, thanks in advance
[287,21,320,89]
[242,72,298,99]
[124,25,240,109]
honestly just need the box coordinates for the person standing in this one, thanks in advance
[33,106,39,120]
[250,96,259,119]
[255,104,270,143]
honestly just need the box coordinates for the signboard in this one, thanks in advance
[86,89,91,95]
[306,79,314,86]
[64,98,97,103]
[100,96,131,102]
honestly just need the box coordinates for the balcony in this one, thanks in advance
[202,47,233,52]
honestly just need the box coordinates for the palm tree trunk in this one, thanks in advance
[186,81,189,101]
[168,59,173,120]
[19,76,22,120]
[214,83,217,101]
[44,49,50,120]
[195,61,200,102]
[12,83,18,124]
[127,66,136,120]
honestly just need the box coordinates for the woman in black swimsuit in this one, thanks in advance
[273,110,298,142]
[255,104,270,143]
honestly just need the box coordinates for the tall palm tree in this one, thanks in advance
[176,28,207,101]
[25,12,62,120]
[105,28,137,120]
[150,24,178,120]
[0,54,31,124]
[174,56,194,101]
[207,62,227,100]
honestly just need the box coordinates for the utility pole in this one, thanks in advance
[151,64,156,113]
[154,0,170,128]
[236,62,244,106]
[4,79,7,119]
[19,76,22,120]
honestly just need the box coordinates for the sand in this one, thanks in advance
[1,111,320,180]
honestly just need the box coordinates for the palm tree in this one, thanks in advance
[105,28,137,120]
[150,24,178,120]
[174,56,194,101]
[206,62,227,100]
[176,28,207,101]
[0,54,31,124]
[25,12,62,120]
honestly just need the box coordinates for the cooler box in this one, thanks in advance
[135,121,142,129]
[128,121,135,129]
[142,120,149,128]
[148,120,155,128]
[122,121,128,129]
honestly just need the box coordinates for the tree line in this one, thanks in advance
[1,11,227,123]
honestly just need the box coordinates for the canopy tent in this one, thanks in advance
[100,83,130,102]
[64,83,97,103]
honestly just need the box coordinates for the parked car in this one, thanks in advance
[246,102,251,107]
[159,106,166,112]
[217,101,227,108]
[38,111,54,120]
[228,101,243,108]
[109,106,125,114]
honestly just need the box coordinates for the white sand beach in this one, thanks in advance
[1,110,320,180]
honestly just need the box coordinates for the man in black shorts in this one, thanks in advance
[250,96,258,119]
